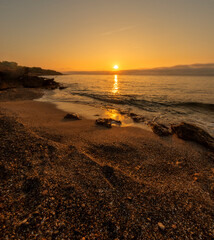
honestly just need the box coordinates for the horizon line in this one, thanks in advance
[62,62,214,73]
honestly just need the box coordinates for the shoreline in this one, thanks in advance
[1,88,214,239]
[40,74,214,138]
[37,94,154,133]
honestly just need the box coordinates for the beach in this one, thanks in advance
[0,87,214,239]
[2,0,214,238]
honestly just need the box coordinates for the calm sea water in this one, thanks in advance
[38,74,214,135]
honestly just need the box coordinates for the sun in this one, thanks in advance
[113,65,119,70]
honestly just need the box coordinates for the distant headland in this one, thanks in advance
[0,61,62,76]
[0,61,62,90]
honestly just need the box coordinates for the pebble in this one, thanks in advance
[42,190,48,195]
[172,224,177,229]
[64,113,81,120]
[158,222,166,231]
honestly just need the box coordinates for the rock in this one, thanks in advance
[96,118,112,128]
[59,85,67,90]
[0,71,22,90]
[171,122,214,150]
[129,112,138,117]
[21,76,59,89]
[132,116,145,123]
[0,69,60,90]
[111,119,122,126]
[119,110,129,115]
[172,224,177,229]
[149,122,172,136]
[42,78,60,89]
[158,222,166,231]
[64,113,81,120]
[129,113,145,123]
[42,190,48,195]
[95,118,122,128]
[21,76,44,88]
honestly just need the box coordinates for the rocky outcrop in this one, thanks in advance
[64,113,81,120]
[129,113,145,123]
[149,122,172,136]
[171,122,214,150]
[132,115,145,123]
[0,73,60,90]
[0,61,62,90]
[118,111,145,123]
[0,71,22,90]
[96,118,121,128]
[0,61,62,76]
[21,76,46,88]
[21,76,59,89]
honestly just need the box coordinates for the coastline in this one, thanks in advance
[39,74,214,138]
[1,88,214,239]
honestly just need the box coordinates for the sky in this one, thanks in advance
[0,0,214,71]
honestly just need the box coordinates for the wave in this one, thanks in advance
[71,92,165,109]
[70,92,214,113]
[173,102,214,111]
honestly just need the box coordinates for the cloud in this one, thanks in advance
[101,26,134,36]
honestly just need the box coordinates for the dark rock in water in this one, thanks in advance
[42,78,59,89]
[119,110,129,115]
[132,116,145,123]
[59,85,67,90]
[171,122,214,150]
[129,113,145,123]
[64,113,81,120]
[129,112,138,117]
[149,122,172,136]
[95,118,121,128]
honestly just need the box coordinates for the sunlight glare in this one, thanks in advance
[112,75,119,94]
[113,65,119,70]
[105,109,124,122]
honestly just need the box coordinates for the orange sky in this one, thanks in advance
[1,0,214,71]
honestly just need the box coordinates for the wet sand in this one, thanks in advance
[0,88,214,239]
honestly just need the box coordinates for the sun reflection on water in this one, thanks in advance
[112,75,119,94]
[105,108,124,122]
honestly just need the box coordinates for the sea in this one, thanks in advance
[38,74,214,136]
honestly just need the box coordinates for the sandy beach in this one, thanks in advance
[1,88,214,239]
